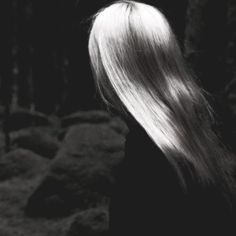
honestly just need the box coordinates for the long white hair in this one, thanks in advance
[88,0,234,193]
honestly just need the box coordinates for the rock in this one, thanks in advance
[5,108,50,131]
[25,159,112,217]
[0,149,49,181]
[60,114,128,142]
[61,110,111,128]
[0,227,15,236]
[25,124,125,218]
[60,124,125,164]
[67,207,109,236]
[108,116,128,135]
[11,128,60,159]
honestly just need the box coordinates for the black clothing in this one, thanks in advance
[109,117,235,235]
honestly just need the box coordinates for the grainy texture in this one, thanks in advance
[0,0,235,235]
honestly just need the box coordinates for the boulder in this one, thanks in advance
[108,116,128,135]
[0,149,49,181]
[59,124,125,164]
[61,110,111,128]
[11,128,60,159]
[25,124,125,218]
[0,227,15,236]
[67,207,109,236]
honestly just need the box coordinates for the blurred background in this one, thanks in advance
[0,0,235,235]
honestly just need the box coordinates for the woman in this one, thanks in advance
[88,1,235,235]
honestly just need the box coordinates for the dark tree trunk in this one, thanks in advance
[16,0,33,108]
[32,0,65,114]
[60,0,110,115]
[0,0,13,152]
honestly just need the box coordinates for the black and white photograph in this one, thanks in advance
[0,0,236,235]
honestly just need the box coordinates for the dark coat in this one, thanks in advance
[109,116,235,236]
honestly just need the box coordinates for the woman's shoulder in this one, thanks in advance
[124,116,172,167]
[111,116,187,234]
[124,115,160,152]
[122,116,183,191]
[111,116,235,235]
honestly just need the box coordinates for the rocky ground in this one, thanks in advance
[0,105,236,236]
[0,108,128,236]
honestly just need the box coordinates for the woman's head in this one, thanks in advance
[88,1,234,193]
[89,1,185,107]
[89,0,203,117]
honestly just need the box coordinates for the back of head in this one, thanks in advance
[88,0,235,196]
[89,0,182,105]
